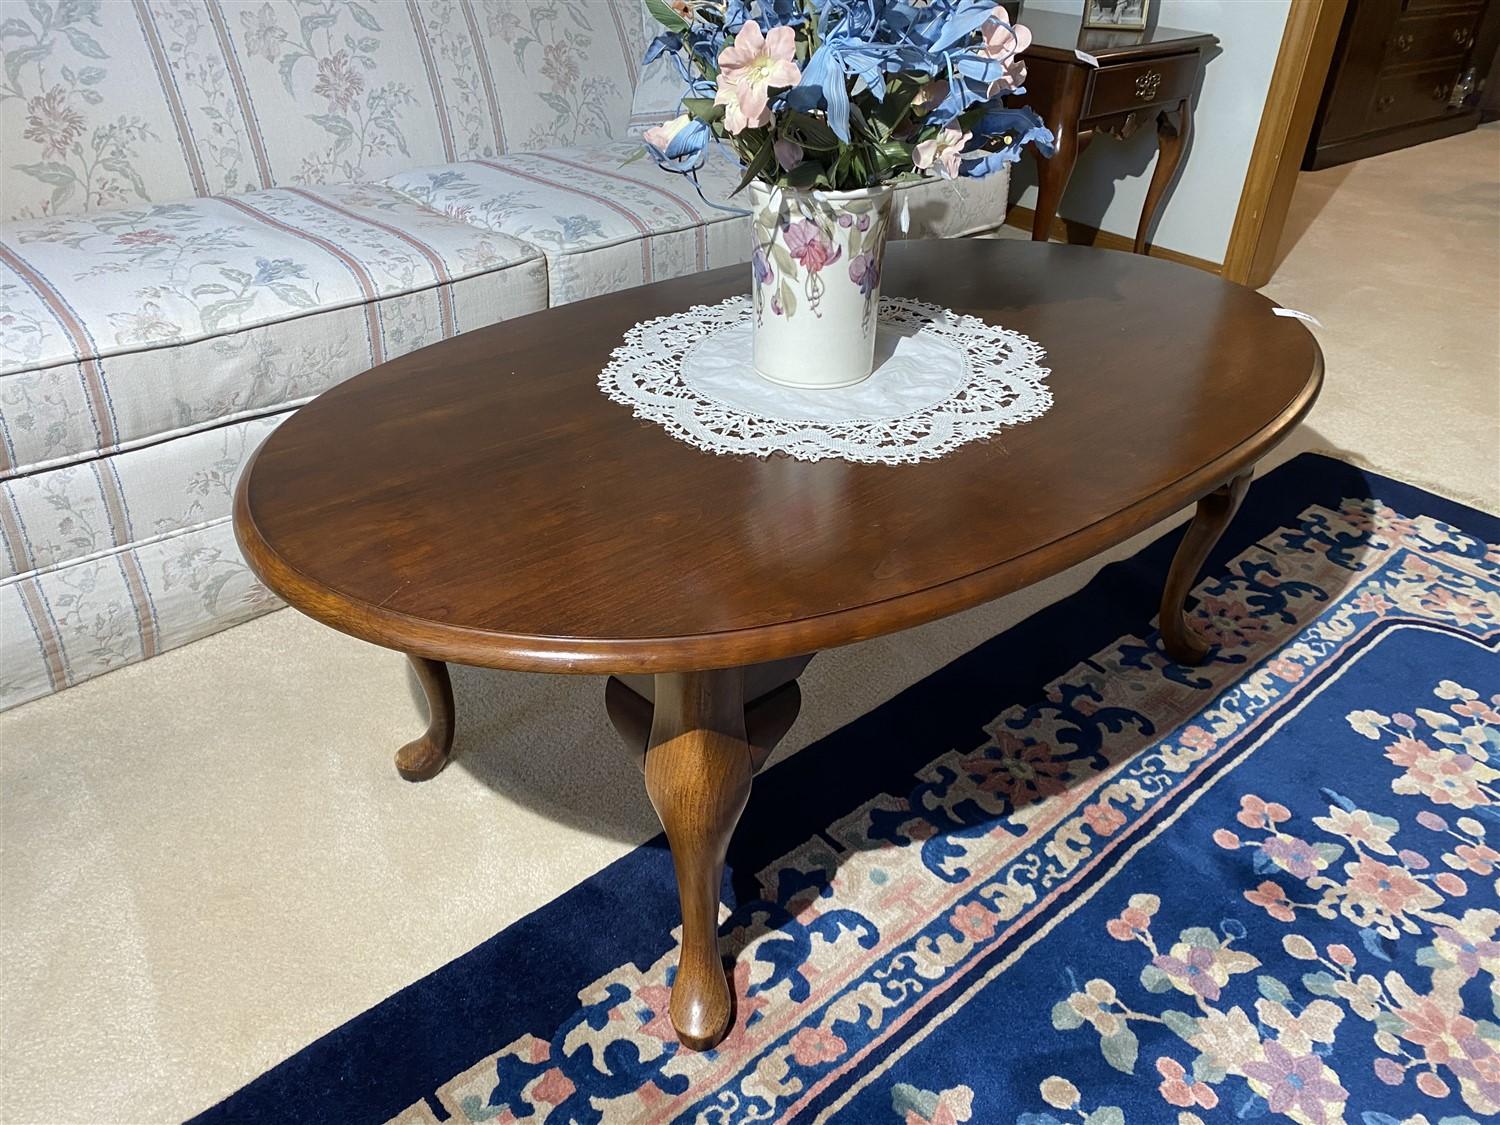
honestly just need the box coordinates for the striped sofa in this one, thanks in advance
[0,1,1011,710]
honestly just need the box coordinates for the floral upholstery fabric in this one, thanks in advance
[0,181,548,710]
[1,0,645,222]
[626,0,682,136]
[1,419,284,710]
[0,180,548,479]
[383,142,1011,305]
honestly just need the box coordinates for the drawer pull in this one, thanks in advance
[1393,33,1413,52]
[1134,70,1162,99]
[1433,82,1451,101]
[1375,94,1396,112]
[1452,28,1472,47]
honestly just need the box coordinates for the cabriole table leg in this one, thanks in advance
[1161,470,1253,665]
[395,656,455,781]
[642,667,755,1051]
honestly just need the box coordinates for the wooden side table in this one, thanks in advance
[1011,9,1218,252]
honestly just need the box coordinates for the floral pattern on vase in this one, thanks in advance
[748,182,893,388]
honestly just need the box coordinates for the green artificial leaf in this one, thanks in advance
[1051,1000,1084,1030]
[784,110,840,151]
[785,159,823,190]
[732,139,775,195]
[682,96,724,124]
[617,146,648,167]
[1100,1028,1138,1075]
[644,0,689,32]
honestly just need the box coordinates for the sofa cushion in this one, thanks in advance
[382,142,751,306]
[1,1,645,222]
[627,0,685,137]
[0,181,549,481]
[383,141,1013,306]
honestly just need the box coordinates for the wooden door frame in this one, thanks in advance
[1221,0,1349,288]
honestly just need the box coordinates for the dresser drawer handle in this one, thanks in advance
[1452,28,1472,47]
[1433,82,1451,101]
[1393,32,1413,52]
[1375,94,1396,111]
[1134,70,1162,99]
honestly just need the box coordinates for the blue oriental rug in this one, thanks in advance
[196,455,1499,1125]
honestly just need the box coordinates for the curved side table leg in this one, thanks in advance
[1161,470,1253,665]
[396,656,455,782]
[643,668,753,1051]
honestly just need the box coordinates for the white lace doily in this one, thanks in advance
[598,295,1051,464]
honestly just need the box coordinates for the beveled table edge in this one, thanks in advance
[233,341,1323,675]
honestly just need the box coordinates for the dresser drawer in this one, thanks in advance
[1384,7,1483,67]
[1368,63,1465,130]
[1084,54,1199,120]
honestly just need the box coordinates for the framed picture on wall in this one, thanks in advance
[1083,0,1151,31]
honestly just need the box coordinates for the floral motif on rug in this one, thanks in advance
[367,490,1499,1125]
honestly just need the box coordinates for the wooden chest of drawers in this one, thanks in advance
[1305,0,1495,169]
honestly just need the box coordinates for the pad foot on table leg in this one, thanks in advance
[395,656,455,781]
[1161,470,1253,665]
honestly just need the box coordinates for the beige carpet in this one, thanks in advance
[2,126,1496,1125]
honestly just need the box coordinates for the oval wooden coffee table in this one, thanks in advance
[234,240,1321,1050]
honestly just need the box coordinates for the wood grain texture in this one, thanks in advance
[1133,100,1192,254]
[1222,0,1348,287]
[394,656,454,781]
[233,241,1322,676]
[642,669,754,1050]
[1160,470,1254,665]
[1002,205,1222,274]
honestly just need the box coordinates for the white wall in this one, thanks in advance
[1014,0,1292,264]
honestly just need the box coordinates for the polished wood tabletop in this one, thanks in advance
[236,240,1321,675]
[234,238,1322,1051]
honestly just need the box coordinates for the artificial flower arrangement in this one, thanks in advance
[637,0,1054,389]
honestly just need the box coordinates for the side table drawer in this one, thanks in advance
[1084,54,1198,119]
[1384,6,1484,68]
[1368,63,1465,130]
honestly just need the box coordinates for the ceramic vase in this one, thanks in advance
[748,182,894,389]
